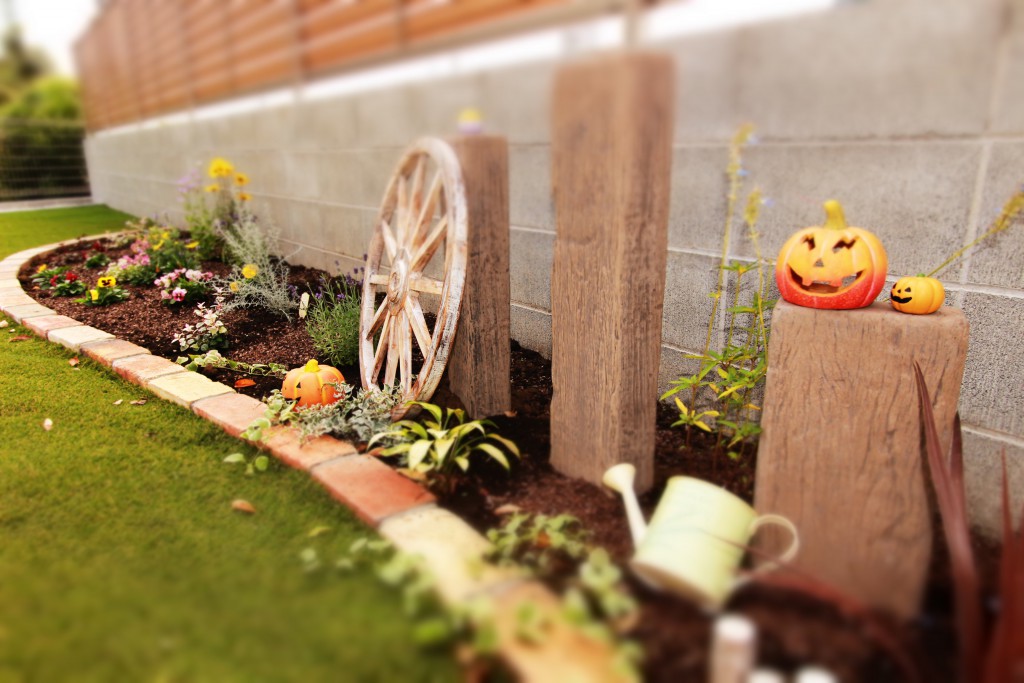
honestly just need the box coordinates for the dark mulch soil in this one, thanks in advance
[20,238,999,683]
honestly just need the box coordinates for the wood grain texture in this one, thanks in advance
[447,135,512,418]
[753,300,969,617]
[549,53,675,492]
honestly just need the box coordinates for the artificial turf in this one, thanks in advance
[0,206,457,682]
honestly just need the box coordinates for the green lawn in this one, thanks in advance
[0,206,457,683]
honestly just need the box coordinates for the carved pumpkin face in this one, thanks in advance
[282,359,345,408]
[890,275,944,315]
[775,200,888,310]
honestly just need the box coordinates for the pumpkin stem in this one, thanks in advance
[303,359,320,373]
[823,199,848,231]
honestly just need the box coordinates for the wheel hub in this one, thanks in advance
[386,249,410,314]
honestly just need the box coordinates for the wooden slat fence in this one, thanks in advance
[75,0,640,131]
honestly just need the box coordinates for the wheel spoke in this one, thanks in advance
[411,215,447,273]
[399,310,412,393]
[408,157,427,239]
[372,314,391,381]
[406,297,432,356]
[368,298,389,334]
[368,272,389,287]
[380,219,398,263]
[396,175,409,246]
[410,171,443,250]
[408,275,443,296]
[384,317,399,387]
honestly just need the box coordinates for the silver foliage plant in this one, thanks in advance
[214,207,296,321]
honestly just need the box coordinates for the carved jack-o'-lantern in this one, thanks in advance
[890,275,944,315]
[775,200,888,310]
[281,359,345,408]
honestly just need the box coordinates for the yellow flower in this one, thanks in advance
[237,191,252,202]
[89,289,99,301]
[185,241,199,250]
[204,184,219,193]
[241,264,258,279]
[234,172,249,186]
[152,240,164,251]
[160,230,170,240]
[207,157,234,178]
[97,276,116,288]
[229,281,240,293]
[36,264,48,274]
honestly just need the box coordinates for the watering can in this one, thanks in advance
[602,463,799,611]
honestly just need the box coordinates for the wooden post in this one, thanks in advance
[754,301,969,617]
[446,135,512,418]
[549,52,674,491]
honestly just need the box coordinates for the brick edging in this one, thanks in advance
[1,237,622,683]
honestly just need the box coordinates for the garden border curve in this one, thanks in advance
[0,235,621,683]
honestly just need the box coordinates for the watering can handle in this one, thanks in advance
[745,513,800,575]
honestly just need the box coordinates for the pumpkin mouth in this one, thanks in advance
[891,294,912,304]
[788,266,864,295]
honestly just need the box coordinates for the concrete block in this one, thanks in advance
[146,372,234,408]
[293,97,359,151]
[230,149,286,197]
[380,506,524,604]
[318,204,374,260]
[263,427,358,471]
[479,61,552,144]
[353,87,424,148]
[0,291,35,310]
[192,393,267,438]
[4,303,56,323]
[658,30,741,144]
[47,325,114,352]
[318,150,374,207]
[735,0,999,139]
[311,455,436,526]
[963,142,1024,290]
[22,315,84,338]
[283,151,325,201]
[112,354,188,384]
[510,228,553,311]
[510,303,551,358]
[661,250,721,353]
[657,345,704,400]
[80,338,151,366]
[508,144,553,231]
[740,142,982,279]
[960,292,1024,437]
[992,1,1024,134]
[410,73,484,138]
[357,148,404,208]
[962,427,1024,538]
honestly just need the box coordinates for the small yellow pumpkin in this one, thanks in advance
[281,359,345,407]
[890,275,945,315]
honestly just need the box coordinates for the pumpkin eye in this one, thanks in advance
[802,235,816,249]
[904,287,911,292]
[832,237,857,252]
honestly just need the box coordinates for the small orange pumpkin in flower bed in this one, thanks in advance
[282,359,345,407]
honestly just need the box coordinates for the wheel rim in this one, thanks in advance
[359,137,467,418]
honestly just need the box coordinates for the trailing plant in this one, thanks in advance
[216,209,294,320]
[914,362,1024,683]
[154,267,213,305]
[49,271,85,297]
[172,292,229,353]
[662,125,774,459]
[242,384,402,446]
[222,451,270,476]
[368,402,520,492]
[77,276,129,306]
[176,349,287,378]
[486,512,591,579]
[924,185,1024,279]
[304,273,362,367]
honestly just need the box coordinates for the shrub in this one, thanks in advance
[305,274,362,367]
[216,209,293,320]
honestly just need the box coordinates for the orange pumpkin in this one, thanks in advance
[890,275,945,315]
[775,200,888,310]
[281,359,345,408]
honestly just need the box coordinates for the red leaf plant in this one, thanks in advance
[913,361,1024,683]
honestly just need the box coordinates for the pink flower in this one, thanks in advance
[171,287,187,302]
[160,290,172,300]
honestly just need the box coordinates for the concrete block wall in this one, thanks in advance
[85,0,1024,537]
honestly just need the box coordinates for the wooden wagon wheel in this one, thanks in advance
[359,138,467,418]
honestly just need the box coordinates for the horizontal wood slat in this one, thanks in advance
[76,0,637,130]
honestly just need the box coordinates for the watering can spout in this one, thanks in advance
[602,463,647,547]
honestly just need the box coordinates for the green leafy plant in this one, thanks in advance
[368,402,520,491]
[147,227,200,274]
[172,293,229,353]
[50,271,85,297]
[662,125,773,460]
[154,268,213,305]
[222,451,270,476]
[83,251,109,269]
[242,384,403,446]
[486,512,590,579]
[77,276,129,306]
[31,264,67,290]
[177,349,287,378]
[305,273,362,367]
[216,209,294,320]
